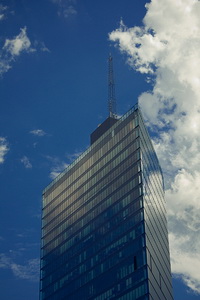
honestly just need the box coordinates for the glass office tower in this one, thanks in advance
[40,104,173,300]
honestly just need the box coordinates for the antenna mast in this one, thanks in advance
[108,54,116,118]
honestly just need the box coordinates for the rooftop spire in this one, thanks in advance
[108,54,116,118]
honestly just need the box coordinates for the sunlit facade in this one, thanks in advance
[40,104,173,300]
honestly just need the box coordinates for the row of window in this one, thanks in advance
[42,178,142,257]
[74,267,146,300]
[42,237,145,297]
[145,205,169,266]
[42,174,142,251]
[82,148,139,194]
[43,141,140,225]
[141,156,164,206]
[141,142,169,251]
[43,131,139,216]
[138,111,163,183]
[42,159,141,239]
[143,181,169,252]
[43,177,142,248]
[140,134,169,241]
[43,166,141,246]
[139,129,164,198]
[42,261,146,300]
[42,190,144,255]
[145,226,172,288]
[142,171,166,227]
[42,246,146,299]
[42,223,144,289]
[42,106,138,197]
[145,219,172,287]
[91,118,137,163]
[148,266,173,300]
[140,151,164,204]
[117,282,148,300]
[44,119,139,206]
[42,221,144,282]
[142,161,168,240]
[41,208,144,276]
[137,116,173,294]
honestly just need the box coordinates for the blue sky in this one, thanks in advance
[0,1,200,299]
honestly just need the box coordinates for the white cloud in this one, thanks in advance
[0,27,34,76]
[0,59,11,74]
[30,129,47,136]
[0,253,39,282]
[20,156,32,169]
[51,0,77,18]
[3,27,34,56]
[110,0,200,294]
[0,27,49,77]
[0,4,8,21]
[0,137,9,164]
[169,232,200,294]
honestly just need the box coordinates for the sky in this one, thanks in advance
[0,0,200,299]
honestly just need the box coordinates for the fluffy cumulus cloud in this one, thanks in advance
[51,0,77,18]
[0,137,9,164]
[110,0,200,294]
[0,27,34,76]
[3,27,34,56]
[0,4,50,77]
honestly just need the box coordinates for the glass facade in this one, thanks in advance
[40,105,173,300]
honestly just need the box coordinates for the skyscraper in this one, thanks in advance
[40,104,173,300]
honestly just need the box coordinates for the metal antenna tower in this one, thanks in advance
[108,54,116,118]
